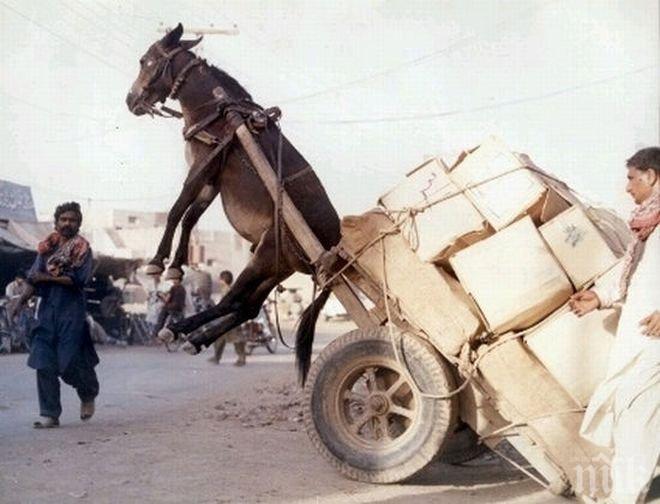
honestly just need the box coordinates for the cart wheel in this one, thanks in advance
[303,326,458,483]
[438,424,489,465]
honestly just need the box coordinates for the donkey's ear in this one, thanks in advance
[161,23,184,47]
[180,36,203,50]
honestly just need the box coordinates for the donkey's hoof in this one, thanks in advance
[157,328,176,344]
[164,267,183,281]
[182,341,199,355]
[145,263,164,276]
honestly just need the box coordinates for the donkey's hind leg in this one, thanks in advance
[182,273,282,354]
[164,184,218,280]
[163,227,292,338]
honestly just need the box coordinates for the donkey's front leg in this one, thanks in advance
[146,189,198,276]
[164,184,218,280]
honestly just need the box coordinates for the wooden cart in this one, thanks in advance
[234,120,612,502]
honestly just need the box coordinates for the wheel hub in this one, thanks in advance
[367,393,389,415]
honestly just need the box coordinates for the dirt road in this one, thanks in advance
[0,321,564,504]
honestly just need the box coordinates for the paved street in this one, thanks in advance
[0,321,564,504]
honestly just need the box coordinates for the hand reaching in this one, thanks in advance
[640,311,660,338]
[569,290,600,317]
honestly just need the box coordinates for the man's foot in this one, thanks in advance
[33,416,59,429]
[80,401,95,421]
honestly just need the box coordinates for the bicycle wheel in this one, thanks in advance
[265,335,278,354]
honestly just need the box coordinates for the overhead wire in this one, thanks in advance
[0,1,132,77]
[56,0,136,53]
[288,64,655,125]
[0,88,107,123]
[279,0,558,105]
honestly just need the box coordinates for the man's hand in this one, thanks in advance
[640,311,660,338]
[29,272,51,284]
[569,290,600,317]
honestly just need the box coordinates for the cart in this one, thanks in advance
[231,117,618,501]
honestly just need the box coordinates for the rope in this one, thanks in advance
[318,163,569,293]
[477,408,586,443]
[490,445,552,491]
[374,209,582,401]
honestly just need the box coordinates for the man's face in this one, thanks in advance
[626,167,657,205]
[56,210,81,238]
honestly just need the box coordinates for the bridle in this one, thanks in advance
[137,43,203,117]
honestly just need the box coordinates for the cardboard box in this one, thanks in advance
[450,216,574,333]
[539,206,619,289]
[525,306,619,406]
[476,338,610,500]
[379,158,488,263]
[450,136,547,230]
[340,210,482,356]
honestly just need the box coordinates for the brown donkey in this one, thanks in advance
[126,24,339,382]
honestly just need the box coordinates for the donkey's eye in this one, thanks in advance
[146,60,154,67]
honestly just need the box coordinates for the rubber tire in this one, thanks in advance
[303,327,458,483]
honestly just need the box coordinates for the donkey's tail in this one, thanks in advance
[295,288,331,386]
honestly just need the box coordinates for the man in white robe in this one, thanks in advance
[570,147,660,503]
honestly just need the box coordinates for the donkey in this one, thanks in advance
[126,24,338,382]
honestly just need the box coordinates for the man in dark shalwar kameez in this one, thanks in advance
[17,202,99,428]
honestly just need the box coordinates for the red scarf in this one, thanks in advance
[619,191,659,297]
[37,232,90,270]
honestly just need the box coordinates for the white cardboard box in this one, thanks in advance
[450,136,547,230]
[379,158,487,262]
[450,216,574,333]
[539,206,619,289]
[525,306,619,406]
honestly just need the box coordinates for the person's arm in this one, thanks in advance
[64,250,93,288]
[569,261,625,316]
[591,260,625,309]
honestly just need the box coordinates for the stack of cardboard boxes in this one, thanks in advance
[378,136,625,406]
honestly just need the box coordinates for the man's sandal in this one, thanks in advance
[33,416,59,429]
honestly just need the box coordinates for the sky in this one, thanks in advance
[0,0,658,230]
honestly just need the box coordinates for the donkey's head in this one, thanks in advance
[126,23,202,116]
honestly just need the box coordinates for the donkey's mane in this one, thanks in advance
[206,63,252,101]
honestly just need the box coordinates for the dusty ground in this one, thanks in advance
[0,320,568,504]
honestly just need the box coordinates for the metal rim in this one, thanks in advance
[334,357,419,451]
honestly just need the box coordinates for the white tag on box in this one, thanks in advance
[539,206,619,289]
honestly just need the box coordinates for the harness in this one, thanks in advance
[148,45,317,347]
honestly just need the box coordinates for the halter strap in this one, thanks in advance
[170,58,203,99]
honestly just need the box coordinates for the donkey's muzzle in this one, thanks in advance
[126,91,147,116]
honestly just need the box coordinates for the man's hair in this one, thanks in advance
[54,201,83,224]
[626,147,660,173]
[219,270,233,284]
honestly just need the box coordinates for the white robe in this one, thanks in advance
[580,227,659,503]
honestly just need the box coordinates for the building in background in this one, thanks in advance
[88,209,251,273]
